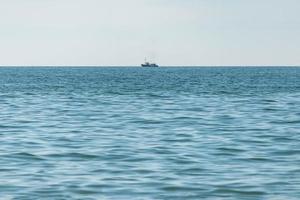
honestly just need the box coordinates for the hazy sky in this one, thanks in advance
[0,0,299,66]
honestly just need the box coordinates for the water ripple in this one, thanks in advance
[0,67,300,199]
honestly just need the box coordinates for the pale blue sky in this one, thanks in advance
[0,0,299,66]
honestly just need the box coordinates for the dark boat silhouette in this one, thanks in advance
[141,59,159,67]
[141,62,159,67]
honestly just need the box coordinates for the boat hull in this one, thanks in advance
[141,64,159,67]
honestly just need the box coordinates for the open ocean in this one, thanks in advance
[0,67,300,200]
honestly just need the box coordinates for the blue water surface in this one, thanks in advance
[0,67,300,199]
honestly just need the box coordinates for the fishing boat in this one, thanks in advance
[141,59,159,67]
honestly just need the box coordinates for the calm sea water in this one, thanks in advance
[0,67,300,200]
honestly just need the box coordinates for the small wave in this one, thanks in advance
[262,99,277,103]
[8,152,44,161]
[263,108,280,112]
[44,152,99,160]
[275,150,300,156]
[238,157,277,162]
[271,120,300,124]
[216,147,245,153]
[161,185,202,192]
[130,119,165,125]
[212,188,267,196]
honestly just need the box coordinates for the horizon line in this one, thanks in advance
[0,65,300,68]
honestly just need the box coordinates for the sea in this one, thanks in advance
[0,67,299,200]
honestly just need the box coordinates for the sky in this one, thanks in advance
[0,0,299,66]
